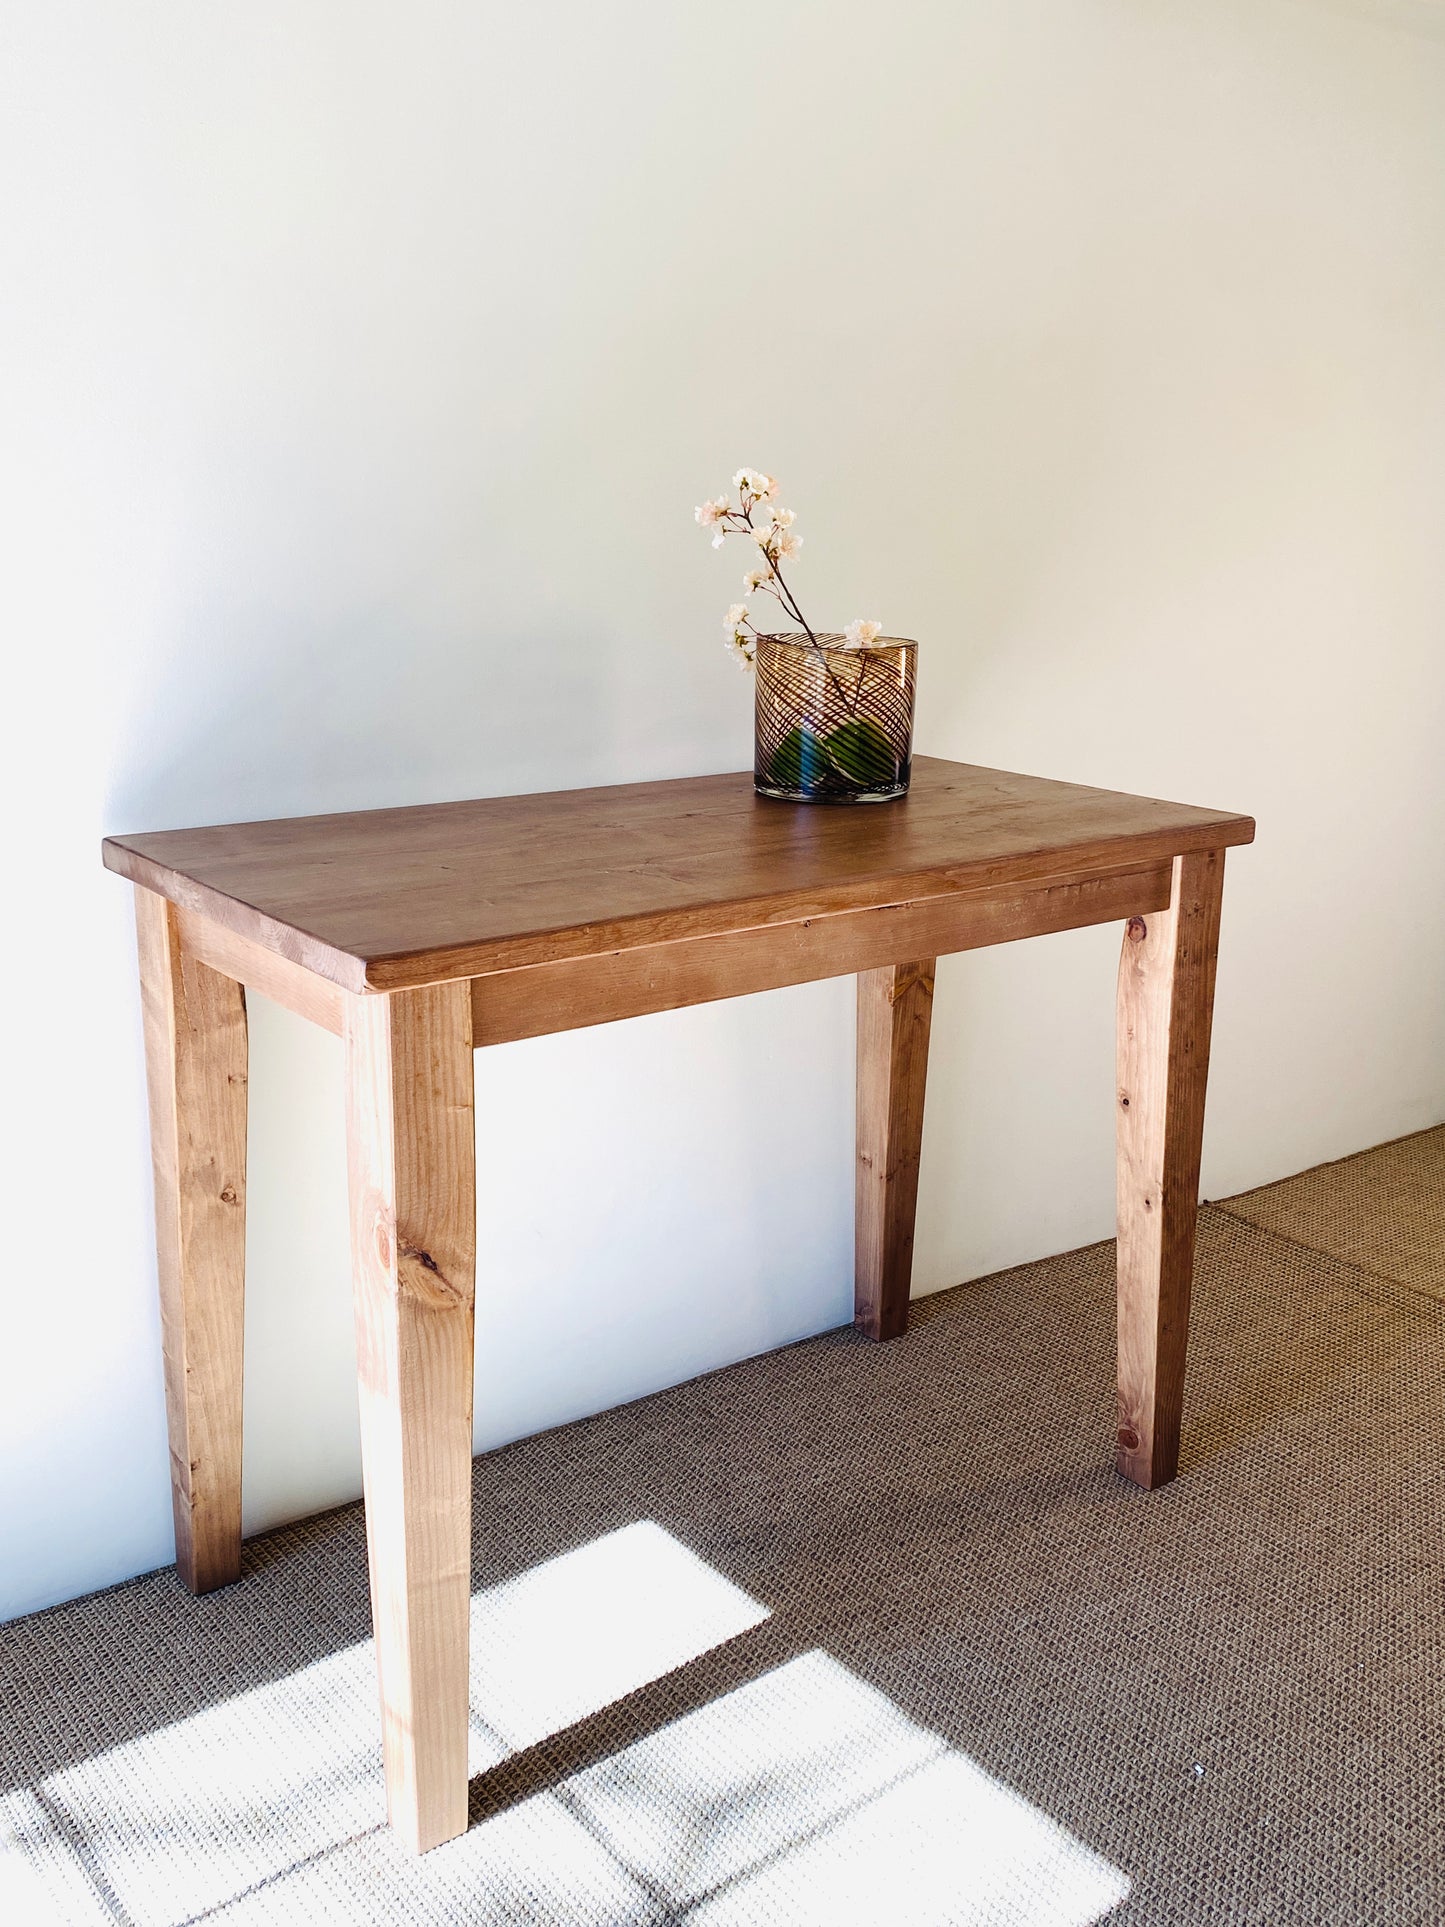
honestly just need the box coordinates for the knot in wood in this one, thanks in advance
[397,1238,465,1310]
[1126,917,1148,944]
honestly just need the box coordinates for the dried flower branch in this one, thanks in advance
[693,470,882,676]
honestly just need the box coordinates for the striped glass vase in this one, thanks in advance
[753,633,917,803]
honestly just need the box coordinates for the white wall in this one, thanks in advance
[3,0,1443,1619]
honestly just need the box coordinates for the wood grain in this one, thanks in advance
[176,906,345,1035]
[856,960,936,1341]
[134,886,249,1594]
[102,758,1256,993]
[1115,850,1225,1488]
[345,980,476,1854]
[471,865,1171,1046]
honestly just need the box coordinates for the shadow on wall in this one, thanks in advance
[104,601,629,835]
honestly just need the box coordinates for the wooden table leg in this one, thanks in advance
[1115,850,1225,1488]
[134,887,249,1595]
[856,959,936,1341]
[344,982,476,1854]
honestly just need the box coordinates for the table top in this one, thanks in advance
[103,757,1254,992]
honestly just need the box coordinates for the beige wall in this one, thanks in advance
[3,0,1443,1616]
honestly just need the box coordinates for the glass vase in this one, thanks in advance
[753,633,917,803]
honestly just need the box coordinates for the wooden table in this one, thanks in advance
[104,755,1253,1852]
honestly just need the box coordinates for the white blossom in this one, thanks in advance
[698,469,873,668]
[732,468,777,502]
[843,618,882,648]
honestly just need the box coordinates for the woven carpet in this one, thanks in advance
[1213,1126,1445,1300]
[3,1128,1443,1925]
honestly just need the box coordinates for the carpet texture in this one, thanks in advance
[2,1128,1443,1925]
[1213,1126,1445,1299]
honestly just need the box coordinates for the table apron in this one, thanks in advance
[469,862,1171,1045]
[176,908,350,1035]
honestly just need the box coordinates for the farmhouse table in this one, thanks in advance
[103,755,1253,1852]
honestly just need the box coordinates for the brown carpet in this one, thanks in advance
[2,1128,1443,1925]
[1212,1126,1445,1299]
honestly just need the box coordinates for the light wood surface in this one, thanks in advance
[134,887,249,1594]
[471,865,1170,1046]
[345,980,477,1854]
[176,906,346,1035]
[1115,850,1225,1488]
[102,759,1255,992]
[856,960,937,1341]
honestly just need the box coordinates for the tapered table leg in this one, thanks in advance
[856,959,936,1341]
[345,981,476,1854]
[135,887,249,1594]
[1115,851,1225,1488]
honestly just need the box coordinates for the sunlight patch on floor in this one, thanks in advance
[4,1524,1128,1925]
[1,1793,111,1927]
[21,1637,384,1923]
[6,1522,767,1924]
[567,1648,1130,1925]
[469,1519,771,1760]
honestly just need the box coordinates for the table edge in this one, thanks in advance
[104,811,1255,994]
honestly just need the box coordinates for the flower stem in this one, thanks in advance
[735,501,863,712]
[722,493,870,716]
